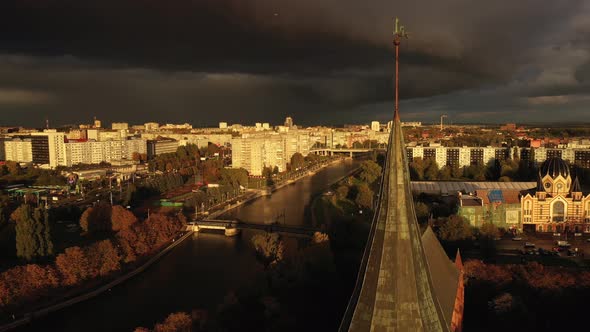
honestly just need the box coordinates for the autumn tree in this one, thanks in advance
[358,160,382,184]
[56,246,90,286]
[154,312,192,332]
[0,264,59,309]
[290,152,305,170]
[80,203,112,233]
[111,205,137,232]
[116,211,184,261]
[86,240,121,277]
[438,215,473,242]
[14,204,54,261]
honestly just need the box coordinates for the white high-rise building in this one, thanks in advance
[219,122,228,129]
[65,140,125,166]
[371,121,380,132]
[144,122,160,131]
[123,139,147,159]
[31,130,67,168]
[232,135,285,175]
[112,122,129,130]
[4,138,33,163]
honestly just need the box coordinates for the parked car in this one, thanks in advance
[512,237,523,241]
[524,242,536,248]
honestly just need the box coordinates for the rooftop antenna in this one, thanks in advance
[394,17,409,122]
[45,117,49,129]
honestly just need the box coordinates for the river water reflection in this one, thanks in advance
[19,159,358,332]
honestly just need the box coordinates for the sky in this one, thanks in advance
[0,0,590,127]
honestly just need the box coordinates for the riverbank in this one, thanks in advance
[0,231,193,332]
[207,157,344,220]
[12,158,362,332]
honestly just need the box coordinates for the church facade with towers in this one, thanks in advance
[521,157,590,233]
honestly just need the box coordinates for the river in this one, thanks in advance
[18,159,359,332]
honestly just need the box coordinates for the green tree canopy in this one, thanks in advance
[14,204,53,261]
[220,168,249,189]
[359,160,382,184]
[414,202,430,222]
[290,152,305,170]
[438,215,473,242]
[336,185,349,200]
[355,183,374,210]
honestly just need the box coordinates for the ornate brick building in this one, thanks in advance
[521,157,590,233]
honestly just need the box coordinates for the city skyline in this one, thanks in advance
[1,1,590,126]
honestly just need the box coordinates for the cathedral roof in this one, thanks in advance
[539,157,570,180]
[571,176,582,193]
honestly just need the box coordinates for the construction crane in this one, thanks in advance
[440,114,447,131]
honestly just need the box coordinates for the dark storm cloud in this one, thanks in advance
[0,0,589,126]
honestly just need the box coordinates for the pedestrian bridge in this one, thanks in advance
[310,148,373,157]
[187,219,323,237]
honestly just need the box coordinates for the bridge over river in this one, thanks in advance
[188,219,323,237]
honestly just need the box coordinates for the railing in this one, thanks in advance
[338,126,393,331]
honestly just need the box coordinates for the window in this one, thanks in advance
[553,201,565,222]
[524,201,531,215]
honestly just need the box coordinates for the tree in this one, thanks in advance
[439,166,452,180]
[312,232,330,244]
[438,215,473,242]
[14,204,53,261]
[0,264,59,309]
[359,160,382,184]
[479,222,500,258]
[80,203,112,233]
[336,185,349,200]
[409,157,425,180]
[355,183,374,209]
[290,152,305,170]
[5,161,22,176]
[86,240,121,277]
[415,202,430,222]
[123,183,137,206]
[154,312,192,332]
[479,222,500,239]
[423,159,440,181]
[219,168,249,189]
[111,205,137,232]
[252,233,284,268]
[56,246,90,286]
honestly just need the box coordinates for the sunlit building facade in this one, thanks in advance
[521,157,590,233]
